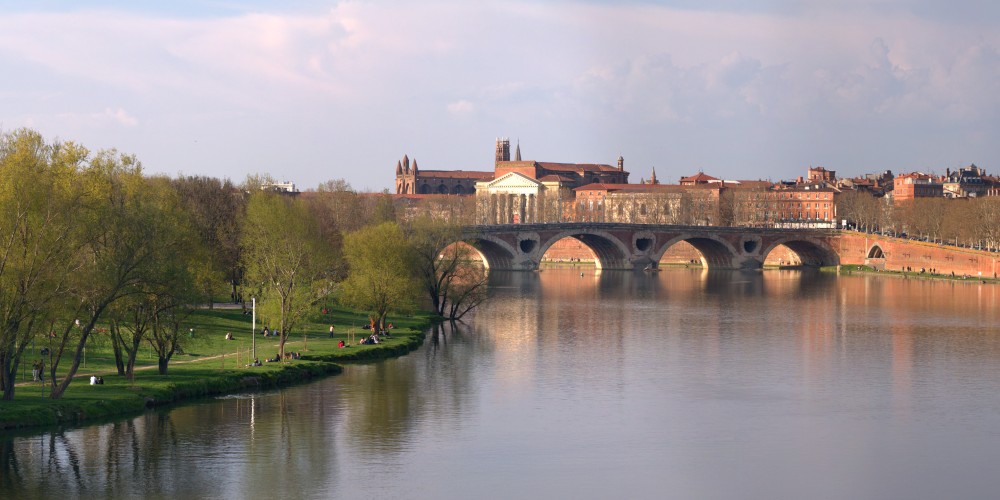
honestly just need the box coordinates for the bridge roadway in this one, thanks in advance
[462,223,840,271]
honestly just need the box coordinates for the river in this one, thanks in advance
[3,268,1000,499]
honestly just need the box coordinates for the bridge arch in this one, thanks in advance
[867,244,885,259]
[653,235,741,269]
[537,230,632,270]
[762,237,840,267]
[466,235,518,270]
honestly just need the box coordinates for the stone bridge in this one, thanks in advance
[462,223,840,271]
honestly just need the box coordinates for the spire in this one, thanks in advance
[650,167,658,184]
[514,140,521,161]
[396,160,402,175]
[412,159,418,174]
[403,154,410,174]
[618,155,624,171]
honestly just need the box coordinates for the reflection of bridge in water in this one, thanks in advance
[462,223,840,271]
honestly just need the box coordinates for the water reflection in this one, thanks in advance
[4,269,1000,499]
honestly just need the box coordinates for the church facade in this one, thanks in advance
[394,138,631,224]
[475,138,630,224]
[394,155,493,195]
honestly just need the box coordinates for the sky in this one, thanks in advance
[1,1,999,191]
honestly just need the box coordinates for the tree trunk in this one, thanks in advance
[110,326,126,376]
[50,306,107,400]
[0,355,15,401]
[158,357,169,375]
[124,336,142,381]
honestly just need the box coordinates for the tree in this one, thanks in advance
[146,296,197,375]
[47,149,176,399]
[372,191,397,224]
[0,130,89,400]
[973,198,1000,249]
[241,193,337,361]
[406,216,488,320]
[340,222,420,331]
[106,177,207,380]
[170,175,245,304]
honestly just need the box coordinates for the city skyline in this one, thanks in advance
[1,0,998,190]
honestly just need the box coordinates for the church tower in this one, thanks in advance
[495,137,510,166]
[395,154,417,194]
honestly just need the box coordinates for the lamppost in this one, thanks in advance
[251,297,256,360]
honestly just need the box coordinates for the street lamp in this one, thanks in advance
[251,297,256,360]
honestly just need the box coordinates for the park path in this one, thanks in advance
[14,337,308,388]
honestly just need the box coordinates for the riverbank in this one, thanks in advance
[822,263,1000,283]
[0,306,435,432]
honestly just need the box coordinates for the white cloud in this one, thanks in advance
[447,100,476,115]
[53,107,138,128]
[0,1,998,188]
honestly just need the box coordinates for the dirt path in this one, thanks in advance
[15,338,309,388]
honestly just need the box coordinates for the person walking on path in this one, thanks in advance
[32,360,40,381]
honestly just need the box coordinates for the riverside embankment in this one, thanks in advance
[0,307,433,432]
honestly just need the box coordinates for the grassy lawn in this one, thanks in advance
[0,305,435,431]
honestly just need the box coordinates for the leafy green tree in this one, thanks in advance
[340,222,420,331]
[106,178,207,380]
[147,299,196,374]
[240,193,337,360]
[170,175,245,304]
[0,130,89,400]
[47,149,176,398]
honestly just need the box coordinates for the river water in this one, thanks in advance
[3,269,1000,499]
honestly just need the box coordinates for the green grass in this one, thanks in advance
[0,305,435,431]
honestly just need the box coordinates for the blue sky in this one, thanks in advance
[2,1,998,190]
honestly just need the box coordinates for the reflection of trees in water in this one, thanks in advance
[0,432,90,494]
[345,320,483,459]
[0,389,346,497]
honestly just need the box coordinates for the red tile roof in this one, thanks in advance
[679,172,720,183]
[414,170,494,180]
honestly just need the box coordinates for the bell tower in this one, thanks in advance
[495,137,510,166]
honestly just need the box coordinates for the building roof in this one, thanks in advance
[497,160,620,174]
[413,170,494,180]
[538,174,577,183]
[536,161,620,173]
[771,183,837,192]
[726,180,773,190]
[389,193,460,200]
[679,172,720,183]
[574,182,721,193]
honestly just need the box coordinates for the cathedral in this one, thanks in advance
[394,155,492,195]
[394,138,631,224]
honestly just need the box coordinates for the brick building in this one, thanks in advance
[394,155,493,195]
[893,173,943,203]
[475,138,631,224]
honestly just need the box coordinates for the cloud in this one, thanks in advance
[54,107,138,128]
[447,100,476,115]
[0,1,998,189]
